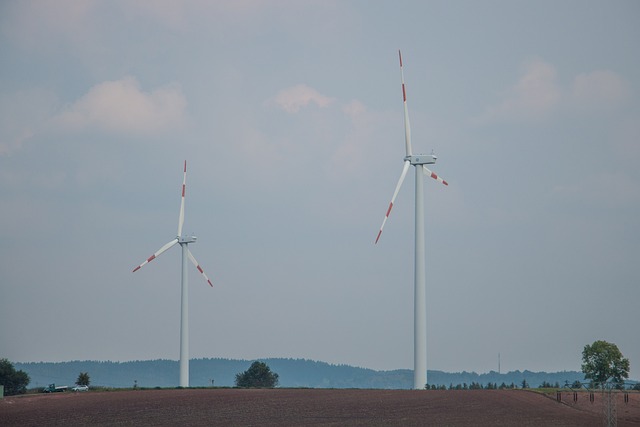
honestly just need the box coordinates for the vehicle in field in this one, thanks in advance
[72,385,89,392]
[43,383,68,393]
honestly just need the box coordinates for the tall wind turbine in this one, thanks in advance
[375,51,448,390]
[132,161,213,388]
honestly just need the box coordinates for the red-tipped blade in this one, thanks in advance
[188,250,213,287]
[422,166,448,186]
[177,160,186,237]
[399,50,412,157]
[375,160,411,244]
[132,238,179,272]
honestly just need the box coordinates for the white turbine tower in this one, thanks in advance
[132,160,213,388]
[375,51,448,390]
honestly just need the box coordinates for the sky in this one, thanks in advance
[1,1,639,380]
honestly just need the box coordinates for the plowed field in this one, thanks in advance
[2,389,639,426]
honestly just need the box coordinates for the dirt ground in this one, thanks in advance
[2,389,639,426]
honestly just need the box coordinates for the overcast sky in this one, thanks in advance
[1,1,638,379]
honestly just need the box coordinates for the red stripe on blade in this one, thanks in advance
[385,202,393,217]
[133,266,141,272]
[182,184,185,197]
[147,254,156,262]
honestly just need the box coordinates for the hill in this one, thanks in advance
[15,358,588,389]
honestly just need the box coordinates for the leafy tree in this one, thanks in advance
[235,361,279,388]
[581,340,630,388]
[571,380,582,389]
[0,359,30,396]
[77,372,90,386]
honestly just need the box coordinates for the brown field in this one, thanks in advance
[2,389,639,426]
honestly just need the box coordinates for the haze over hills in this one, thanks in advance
[15,358,595,390]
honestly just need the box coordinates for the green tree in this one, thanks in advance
[235,361,279,388]
[0,359,30,396]
[581,340,630,388]
[77,372,90,386]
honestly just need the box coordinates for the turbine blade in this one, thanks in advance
[375,160,411,244]
[399,50,412,157]
[177,160,186,237]
[188,250,213,287]
[132,238,179,272]
[422,165,448,186]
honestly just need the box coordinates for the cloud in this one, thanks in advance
[551,171,640,210]
[0,88,57,155]
[0,130,33,156]
[2,0,96,50]
[475,60,632,126]
[613,117,640,161]
[475,59,561,124]
[571,70,630,110]
[329,100,378,175]
[269,84,335,113]
[52,77,187,134]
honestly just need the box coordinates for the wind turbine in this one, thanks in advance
[132,160,213,388]
[375,51,448,390]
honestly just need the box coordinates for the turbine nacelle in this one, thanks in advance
[179,235,197,244]
[405,154,437,165]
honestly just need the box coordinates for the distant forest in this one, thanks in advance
[15,358,591,390]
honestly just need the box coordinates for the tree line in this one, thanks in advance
[3,340,635,394]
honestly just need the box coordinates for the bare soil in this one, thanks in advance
[1,389,639,426]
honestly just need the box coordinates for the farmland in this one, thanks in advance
[2,389,639,426]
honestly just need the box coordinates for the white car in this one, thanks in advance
[72,385,89,392]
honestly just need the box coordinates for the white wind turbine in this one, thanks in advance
[132,160,213,388]
[375,51,448,390]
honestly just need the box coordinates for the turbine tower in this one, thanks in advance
[132,160,213,388]
[375,51,448,390]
